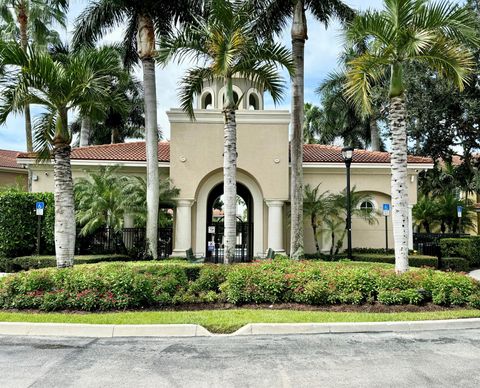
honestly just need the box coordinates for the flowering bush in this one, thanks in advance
[0,259,479,311]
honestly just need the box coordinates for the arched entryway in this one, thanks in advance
[205,182,254,262]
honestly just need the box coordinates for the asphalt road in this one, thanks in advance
[1,329,479,388]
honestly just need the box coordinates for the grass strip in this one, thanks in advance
[1,309,480,334]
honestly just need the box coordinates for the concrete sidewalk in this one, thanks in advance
[1,318,480,338]
[469,269,480,281]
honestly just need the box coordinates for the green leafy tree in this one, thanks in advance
[344,0,478,273]
[158,0,294,263]
[73,0,195,260]
[0,43,124,267]
[0,0,68,152]
[253,0,354,260]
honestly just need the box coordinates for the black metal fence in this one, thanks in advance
[413,233,469,257]
[76,227,173,258]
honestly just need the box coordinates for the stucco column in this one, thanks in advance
[408,204,414,250]
[123,213,135,249]
[266,200,285,254]
[172,199,194,257]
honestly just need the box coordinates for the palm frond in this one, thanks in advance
[178,66,215,119]
[344,52,389,115]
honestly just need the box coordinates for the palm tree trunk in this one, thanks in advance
[310,214,320,254]
[18,3,33,153]
[79,117,91,147]
[138,15,159,260]
[290,0,307,259]
[53,144,76,267]
[370,117,380,151]
[223,77,237,264]
[389,95,409,273]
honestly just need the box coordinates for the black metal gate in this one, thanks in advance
[206,217,253,263]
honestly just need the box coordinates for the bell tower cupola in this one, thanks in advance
[197,76,264,111]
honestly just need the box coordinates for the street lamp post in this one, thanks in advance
[342,147,354,260]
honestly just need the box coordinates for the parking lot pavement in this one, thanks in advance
[1,329,479,388]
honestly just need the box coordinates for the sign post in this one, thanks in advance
[457,205,463,234]
[35,202,45,255]
[383,204,390,252]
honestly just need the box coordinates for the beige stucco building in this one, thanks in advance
[0,149,27,189]
[18,79,434,259]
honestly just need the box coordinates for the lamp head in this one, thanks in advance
[341,147,354,163]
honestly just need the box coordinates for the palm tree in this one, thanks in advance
[303,103,322,144]
[158,0,294,263]
[254,0,354,260]
[344,0,478,273]
[317,70,384,150]
[73,0,195,260]
[71,73,146,145]
[0,0,68,153]
[0,43,124,267]
[303,183,330,254]
[121,176,180,228]
[412,195,439,233]
[75,167,125,236]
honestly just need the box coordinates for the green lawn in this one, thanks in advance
[1,309,479,333]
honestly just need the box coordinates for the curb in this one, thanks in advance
[1,319,480,338]
[231,318,480,336]
[0,323,212,338]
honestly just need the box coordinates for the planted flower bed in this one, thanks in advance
[0,259,479,311]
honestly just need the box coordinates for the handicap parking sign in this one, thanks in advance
[36,201,45,216]
[382,203,390,216]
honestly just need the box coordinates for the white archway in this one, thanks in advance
[199,87,215,109]
[217,85,244,109]
[246,88,263,110]
[195,169,264,257]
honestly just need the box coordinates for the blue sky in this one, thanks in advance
[0,0,389,151]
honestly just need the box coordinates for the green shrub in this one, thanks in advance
[440,257,469,272]
[0,260,479,311]
[352,254,438,268]
[0,192,54,257]
[440,237,480,267]
[0,254,133,272]
[377,289,424,305]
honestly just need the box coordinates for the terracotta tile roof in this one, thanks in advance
[0,149,23,169]
[18,141,170,163]
[18,142,432,164]
[302,144,433,164]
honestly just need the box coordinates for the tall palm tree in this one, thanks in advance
[254,0,354,260]
[73,0,196,260]
[0,43,124,267]
[158,0,294,263]
[344,0,478,273]
[0,0,68,153]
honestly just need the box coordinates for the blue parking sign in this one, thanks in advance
[36,201,45,215]
[382,203,390,216]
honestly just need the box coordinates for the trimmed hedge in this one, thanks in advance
[0,254,133,273]
[0,259,479,311]
[351,254,438,268]
[440,237,480,267]
[440,257,469,273]
[0,192,54,257]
